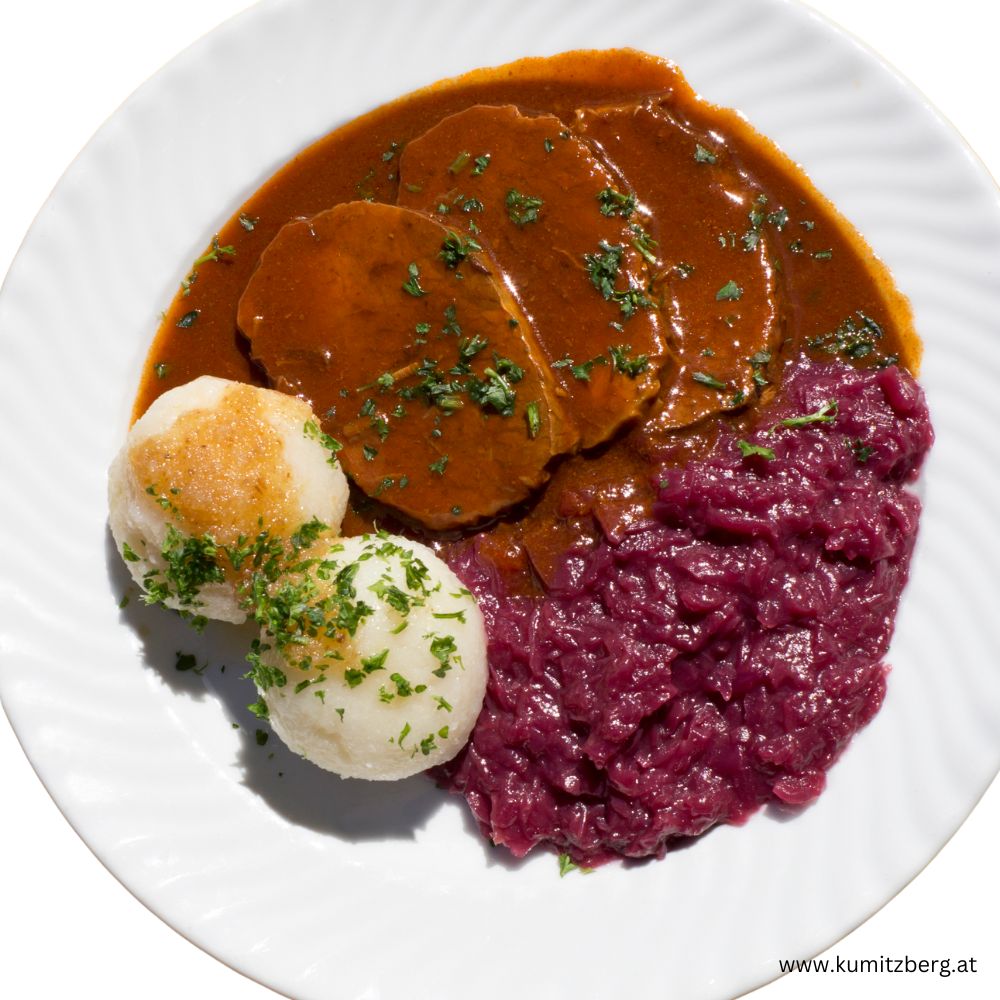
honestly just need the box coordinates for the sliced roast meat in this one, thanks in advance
[397,104,667,449]
[238,201,574,530]
[575,98,785,430]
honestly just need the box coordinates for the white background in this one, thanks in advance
[0,2,995,998]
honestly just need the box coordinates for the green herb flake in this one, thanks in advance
[506,189,544,226]
[255,729,269,746]
[526,400,541,439]
[715,280,743,302]
[448,151,471,174]
[439,231,482,269]
[691,371,727,391]
[558,853,593,877]
[402,262,428,297]
[852,439,874,463]
[153,362,171,379]
[737,440,775,460]
[596,187,636,218]
[238,212,258,232]
[629,223,658,265]
[176,310,200,329]
[121,541,140,562]
[694,143,717,164]
[543,138,555,153]
[767,207,789,231]
[470,154,491,176]
[609,344,650,378]
[247,697,269,721]
[428,455,449,476]
[777,399,838,429]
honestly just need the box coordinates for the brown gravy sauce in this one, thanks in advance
[134,49,919,591]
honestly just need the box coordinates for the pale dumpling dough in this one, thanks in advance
[254,534,487,780]
[109,376,348,623]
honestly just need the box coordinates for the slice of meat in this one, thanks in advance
[397,104,668,449]
[238,201,574,530]
[575,98,785,430]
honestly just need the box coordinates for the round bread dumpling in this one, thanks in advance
[108,375,348,624]
[252,533,487,780]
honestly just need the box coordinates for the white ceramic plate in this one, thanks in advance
[2,1,999,998]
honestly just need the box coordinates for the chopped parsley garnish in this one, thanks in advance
[569,355,608,382]
[176,310,200,328]
[255,729,269,746]
[544,138,554,153]
[852,439,874,463]
[302,419,343,465]
[153,362,171,379]
[506,189,544,226]
[470,154,491,176]
[144,525,226,609]
[748,351,771,390]
[428,455,449,476]
[468,368,517,415]
[807,311,885,361]
[457,335,489,361]
[557,853,593,877]
[433,609,466,623]
[585,241,623,298]
[629,224,658,264]
[402,262,428,297]
[694,143,717,164]
[428,634,458,677]
[609,344,649,378]
[767,207,789,230]
[439,231,482,268]
[583,241,653,318]
[362,444,378,462]
[691,371,727,391]
[247,697,269,721]
[777,399,838,429]
[813,249,833,260]
[526,400,541,439]
[345,648,389,687]
[121,542,140,562]
[741,194,769,252]
[238,212,258,231]
[434,695,453,712]
[596,187,636,218]
[715,280,743,301]
[448,151,471,174]
[737,440,775,460]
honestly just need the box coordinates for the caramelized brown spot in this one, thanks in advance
[130,382,305,547]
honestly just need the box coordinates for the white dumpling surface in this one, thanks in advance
[108,375,348,623]
[253,534,487,780]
